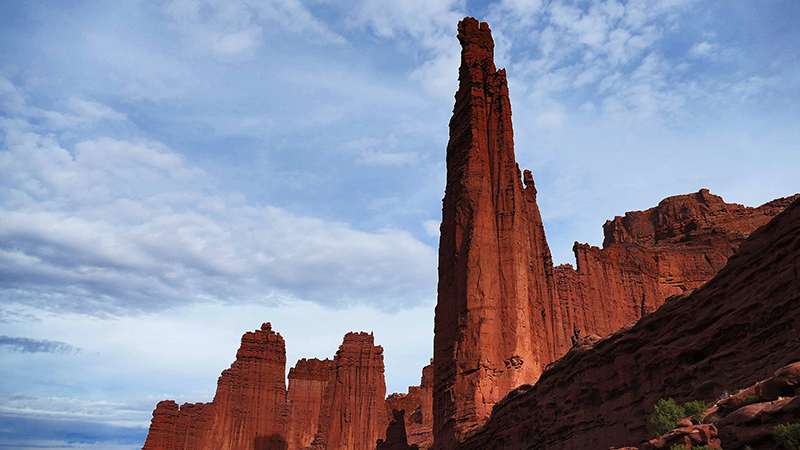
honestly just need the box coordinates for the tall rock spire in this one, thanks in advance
[433,17,557,449]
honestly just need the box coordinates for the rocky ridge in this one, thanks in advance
[143,328,388,450]
[459,196,800,449]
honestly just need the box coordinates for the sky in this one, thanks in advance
[0,0,798,448]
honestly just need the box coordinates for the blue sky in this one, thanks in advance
[1,0,798,448]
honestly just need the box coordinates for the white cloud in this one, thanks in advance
[422,219,440,238]
[0,87,436,314]
[535,109,567,128]
[165,0,345,56]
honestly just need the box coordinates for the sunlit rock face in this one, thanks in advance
[287,358,334,450]
[552,190,800,357]
[460,197,800,449]
[143,327,390,450]
[311,332,388,450]
[433,16,558,448]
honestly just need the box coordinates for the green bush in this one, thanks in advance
[652,398,686,436]
[741,395,761,406]
[683,400,707,423]
[774,423,800,450]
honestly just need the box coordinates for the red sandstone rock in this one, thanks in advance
[143,401,183,450]
[143,327,391,450]
[142,323,288,450]
[459,197,800,449]
[385,363,434,450]
[287,358,335,450]
[433,16,557,448]
[552,189,800,359]
[376,410,418,450]
[640,424,720,450]
[200,322,288,450]
[312,332,388,450]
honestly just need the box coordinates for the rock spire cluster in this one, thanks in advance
[432,15,800,449]
[143,326,389,450]
[144,15,800,450]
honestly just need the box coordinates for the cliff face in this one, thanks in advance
[312,332,388,450]
[433,16,557,448]
[142,400,213,450]
[200,322,288,450]
[551,190,800,358]
[385,363,434,450]
[287,358,334,450]
[143,327,389,450]
[460,197,800,449]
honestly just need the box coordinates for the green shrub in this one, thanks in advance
[652,398,686,436]
[670,446,716,450]
[669,445,688,450]
[741,395,761,406]
[774,423,800,450]
[683,400,707,423]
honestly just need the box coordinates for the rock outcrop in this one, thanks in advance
[376,410,418,450]
[432,16,800,450]
[143,328,389,450]
[312,332,388,450]
[385,363,434,450]
[460,197,800,449]
[287,358,334,450]
[142,400,213,450]
[143,323,287,450]
[200,322,288,450]
[552,189,800,357]
[433,16,557,447]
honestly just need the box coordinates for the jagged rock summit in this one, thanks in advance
[433,15,557,449]
[143,327,388,450]
[431,15,800,450]
[143,16,800,450]
[460,196,800,449]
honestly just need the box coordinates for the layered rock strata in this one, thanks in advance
[385,363,434,450]
[460,197,800,449]
[433,15,800,450]
[200,322,288,450]
[142,400,213,450]
[287,358,334,450]
[433,16,557,447]
[311,332,388,450]
[551,190,800,357]
[143,328,389,450]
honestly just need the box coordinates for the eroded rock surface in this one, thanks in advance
[385,363,434,450]
[460,197,800,449]
[287,358,334,450]
[312,332,388,450]
[200,322,289,450]
[552,190,800,357]
[433,16,557,447]
[143,327,389,450]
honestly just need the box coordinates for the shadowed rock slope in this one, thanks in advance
[461,197,800,449]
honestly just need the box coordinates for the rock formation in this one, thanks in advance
[200,322,288,450]
[385,363,434,450]
[459,197,800,449]
[143,327,389,450]
[311,332,388,450]
[376,410,418,450]
[287,358,334,450]
[551,189,800,357]
[433,16,557,447]
[142,400,213,450]
[432,15,800,450]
